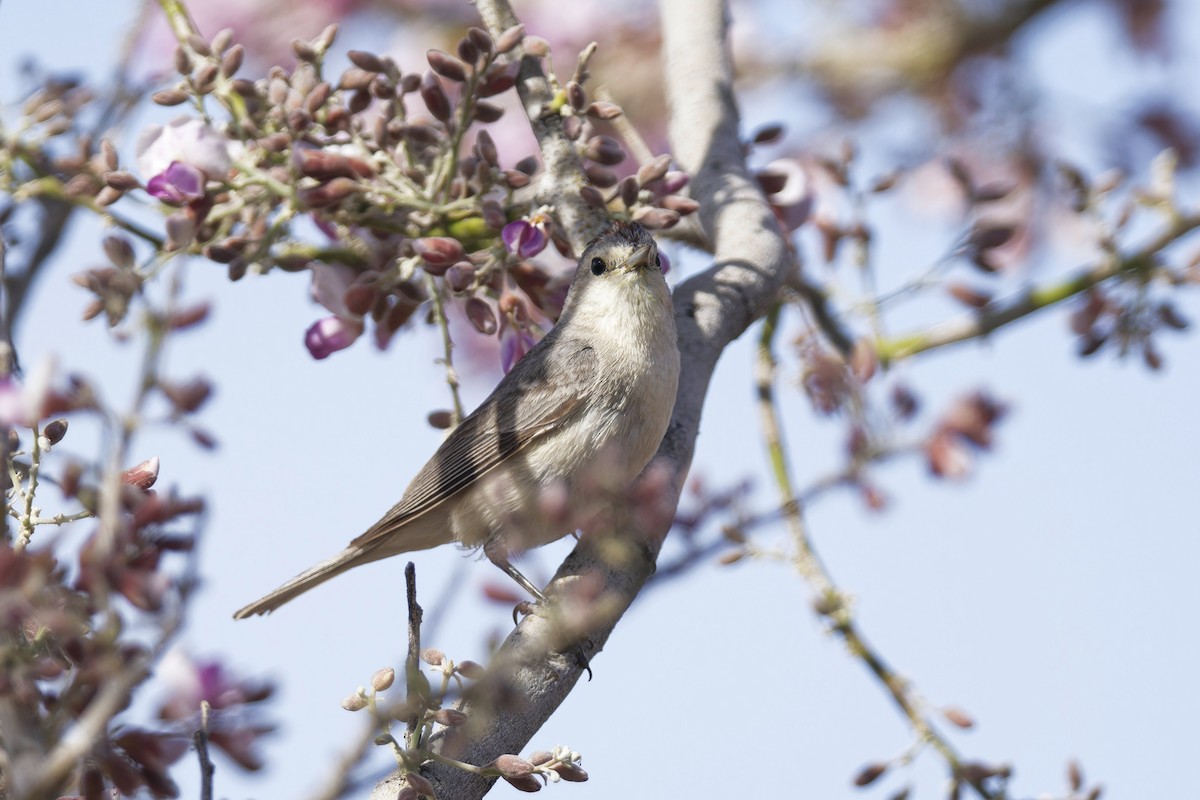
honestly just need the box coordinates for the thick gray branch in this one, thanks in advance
[372,1,790,796]
[474,0,609,253]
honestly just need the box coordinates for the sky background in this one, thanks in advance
[2,1,1199,798]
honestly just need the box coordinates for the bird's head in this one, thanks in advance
[560,221,670,323]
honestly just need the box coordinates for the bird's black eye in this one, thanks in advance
[590,257,606,275]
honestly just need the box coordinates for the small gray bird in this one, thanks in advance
[234,220,680,618]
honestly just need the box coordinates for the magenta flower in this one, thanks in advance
[136,118,233,204]
[304,316,363,359]
[502,218,548,259]
[658,249,672,276]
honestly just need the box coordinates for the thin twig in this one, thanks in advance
[195,700,215,800]
[404,562,424,741]
[424,274,465,424]
[876,209,1200,362]
[755,302,992,797]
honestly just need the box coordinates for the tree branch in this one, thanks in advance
[876,209,1200,362]
[371,1,791,796]
[474,0,609,254]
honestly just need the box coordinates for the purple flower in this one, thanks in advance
[304,316,363,359]
[145,161,206,203]
[304,263,365,358]
[502,218,548,259]
[136,117,233,204]
[658,249,672,275]
[499,318,539,373]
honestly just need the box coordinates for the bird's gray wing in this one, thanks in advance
[351,338,596,549]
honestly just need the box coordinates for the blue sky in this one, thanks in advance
[2,1,1199,798]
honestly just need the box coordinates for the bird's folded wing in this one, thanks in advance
[350,341,596,549]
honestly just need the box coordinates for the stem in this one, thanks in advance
[756,303,990,795]
[876,209,1200,363]
[424,274,464,424]
[15,423,41,551]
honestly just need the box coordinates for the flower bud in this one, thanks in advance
[456,660,485,679]
[405,772,435,796]
[465,297,498,335]
[341,693,367,711]
[168,302,211,331]
[468,27,494,56]
[220,44,245,78]
[503,774,542,793]
[585,135,625,165]
[348,50,386,73]
[552,763,588,783]
[472,101,504,123]
[494,24,524,54]
[475,130,498,166]
[523,36,549,57]
[561,114,582,140]
[566,80,587,111]
[427,49,469,82]
[585,101,622,120]
[853,762,888,787]
[420,648,445,666]
[371,667,395,691]
[413,237,465,269]
[476,63,516,98]
[344,283,379,317]
[120,457,160,490]
[103,236,136,270]
[43,418,68,445]
[419,72,452,121]
[636,154,672,186]
[434,708,468,726]
[494,755,535,778]
[103,171,140,192]
[503,169,531,189]
[298,177,359,208]
[631,206,680,229]
[446,262,475,292]
[659,195,699,214]
[579,185,605,207]
[584,163,617,188]
[152,88,189,107]
[619,175,640,208]
[451,33,478,64]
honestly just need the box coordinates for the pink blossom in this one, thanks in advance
[136,118,233,203]
[502,219,548,259]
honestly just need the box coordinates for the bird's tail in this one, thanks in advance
[233,545,373,619]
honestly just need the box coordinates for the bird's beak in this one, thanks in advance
[624,244,655,272]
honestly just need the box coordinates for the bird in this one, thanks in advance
[234,220,680,619]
